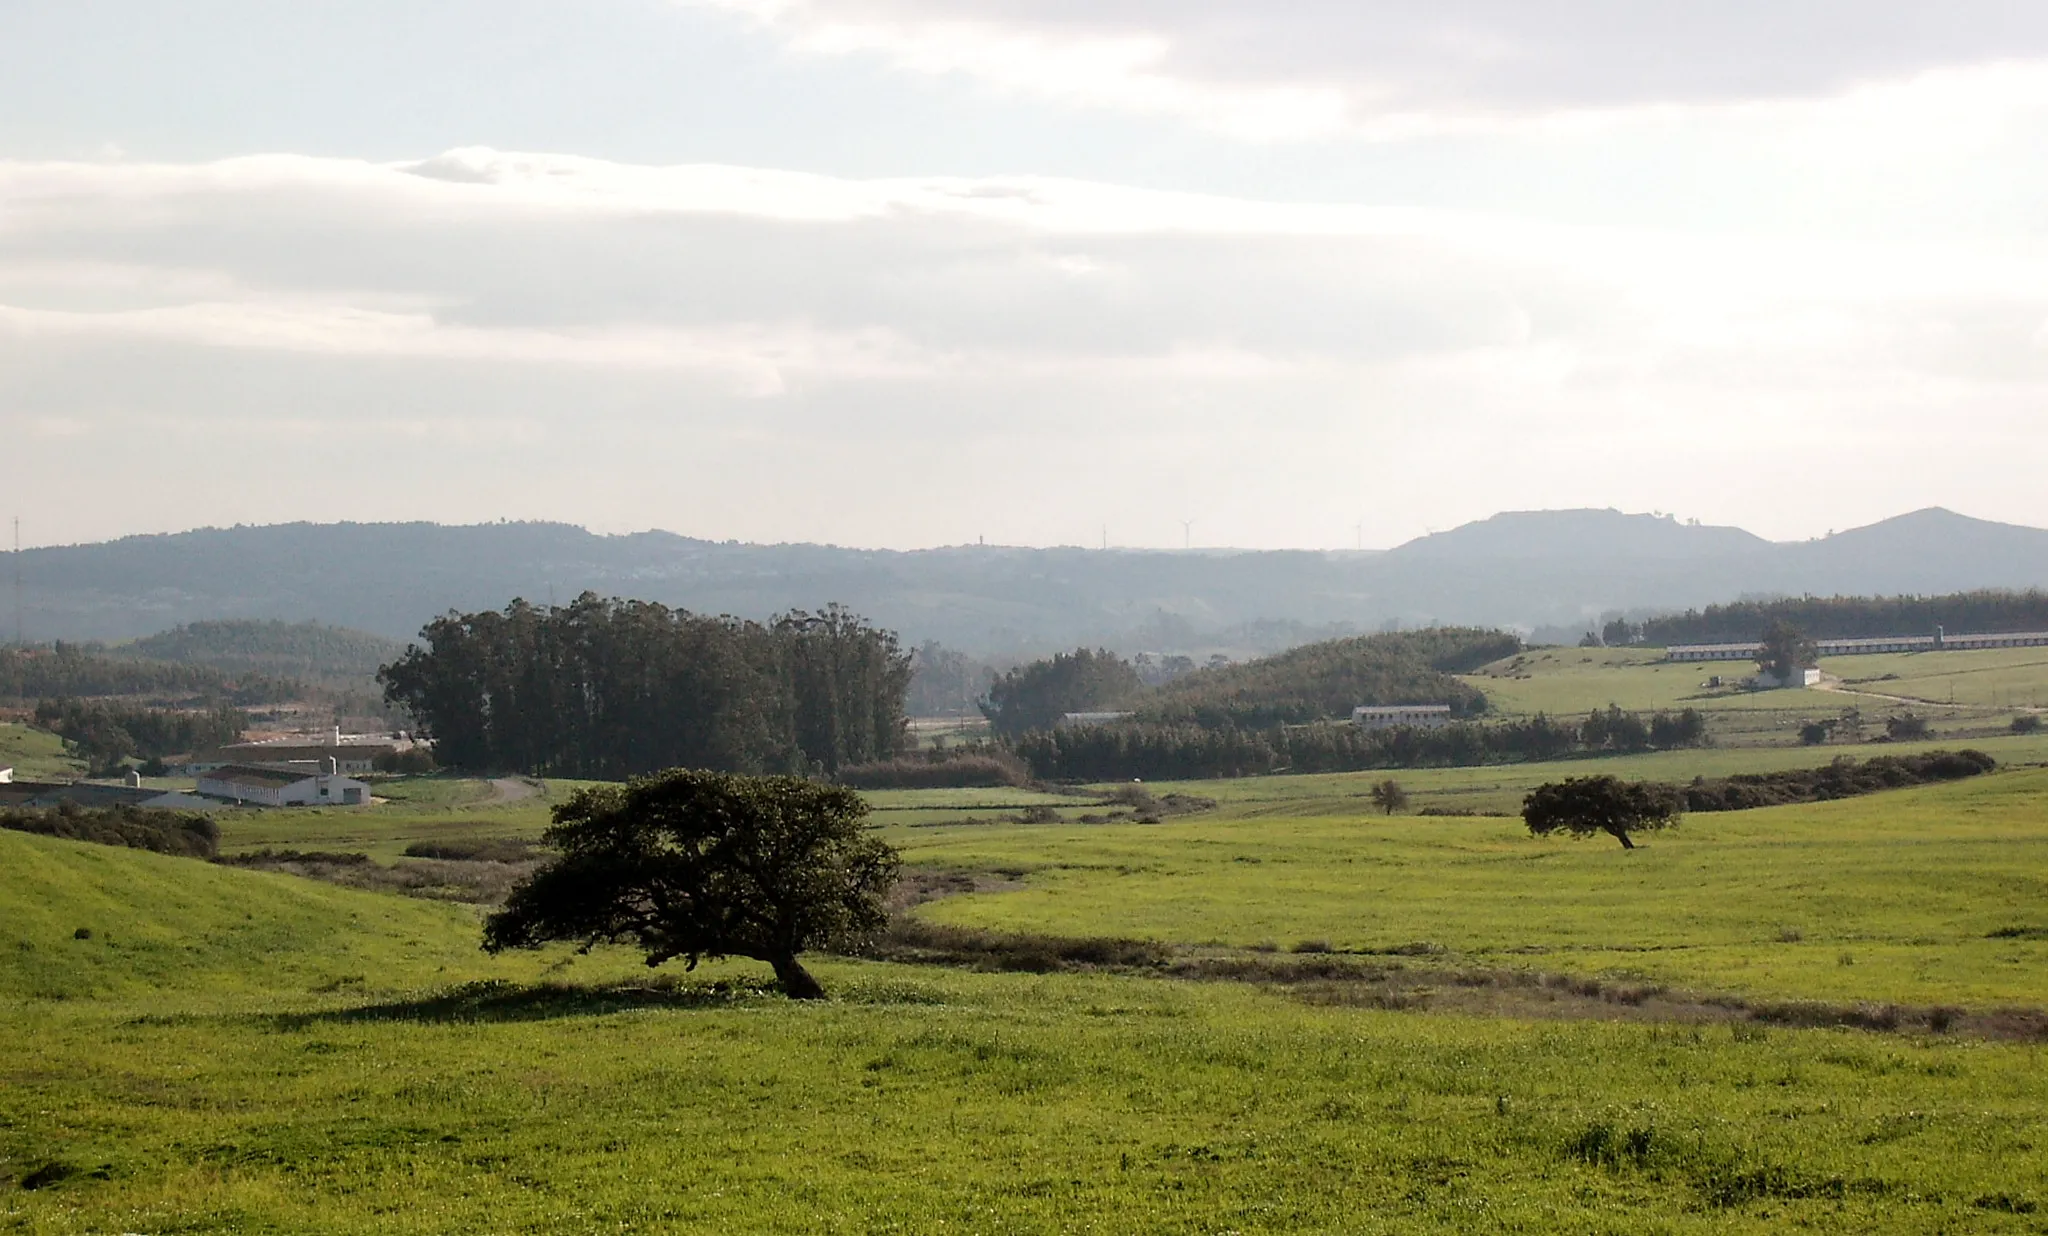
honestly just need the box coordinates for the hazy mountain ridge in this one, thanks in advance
[11,508,2048,653]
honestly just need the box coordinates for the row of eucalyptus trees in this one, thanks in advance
[379,595,911,778]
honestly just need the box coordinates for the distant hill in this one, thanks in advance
[10,508,2048,654]
[1384,509,1771,562]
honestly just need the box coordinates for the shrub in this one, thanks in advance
[374,747,439,774]
[1886,713,1931,741]
[835,749,1032,789]
[0,803,219,858]
[402,838,539,863]
[1677,750,1994,811]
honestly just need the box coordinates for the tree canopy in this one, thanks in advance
[380,596,912,778]
[483,770,899,999]
[979,648,1142,737]
[1367,778,1409,816]
[1756,619,1818,681]
[1522,776,1681,849]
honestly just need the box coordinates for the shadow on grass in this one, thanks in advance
[272,978,782,1028]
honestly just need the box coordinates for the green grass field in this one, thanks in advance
[4,822,2047,1233]
[0,723,82,781]
[1466,646,2042,746]
[901,769,2048,1008]
[7,736,2048,1229]
[1825,647,2048,710]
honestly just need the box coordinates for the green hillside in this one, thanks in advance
[1140,628,1516,726]
[0,828,497,1001]
[0,722,84,780]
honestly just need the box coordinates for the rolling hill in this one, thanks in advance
[9,508,2048,654]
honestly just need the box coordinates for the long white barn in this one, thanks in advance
[1352,704,1454,730]
[1666,630,2048,662]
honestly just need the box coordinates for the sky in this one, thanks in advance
[3,1,2047,551]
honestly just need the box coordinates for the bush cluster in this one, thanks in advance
[0,802,220,858]
[1677,750,1995,811]
[835,748,1033,789]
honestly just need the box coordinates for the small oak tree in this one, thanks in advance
[483,770,899,999]
[1368,778,1410,816]
[1522,775,1681,850]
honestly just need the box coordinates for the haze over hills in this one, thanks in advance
[10,507,2048,655]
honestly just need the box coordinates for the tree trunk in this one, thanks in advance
[770,954,826,1000]
[1613,829,1635,850]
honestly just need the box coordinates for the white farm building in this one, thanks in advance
[1666,630,2048,663]
[1352,705,1454,731]
[197,764,370,808]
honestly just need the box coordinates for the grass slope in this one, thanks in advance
[0,828,505,1001]
[901,769,2048,1007]
[3,771,2046,1230]
[1469,646,2046,746]
[0,723,82,781]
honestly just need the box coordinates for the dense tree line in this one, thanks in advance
[130,619,403,686]
[981,648,1144,736]
[32,699,247,776]
[1640,590,2048,645]
[1676,749,1995,811]
[1137,628,1514,728]
[378,595,912,778]
[0,643,298,705]
[1011,707,1707,782]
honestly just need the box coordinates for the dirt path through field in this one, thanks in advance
[1811,675,1964,709]
[487,777,540,803]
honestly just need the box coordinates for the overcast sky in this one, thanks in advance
[4,1,2047,550]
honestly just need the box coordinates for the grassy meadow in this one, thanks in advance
[7,658,2048,1230]
[899,769,2048,1008]
[4,816,2048,1234]
[1465,645,2043,746]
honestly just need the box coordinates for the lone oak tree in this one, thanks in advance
[1367,778,1410,816]
[483,770,899,999]
[1521,775,1680,850]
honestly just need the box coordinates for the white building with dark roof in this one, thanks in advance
[196,764,370,808]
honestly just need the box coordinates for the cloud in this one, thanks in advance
[1,147,2046,549]
[689,0,2048,138]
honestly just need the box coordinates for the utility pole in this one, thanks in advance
[1181,520,1193,550]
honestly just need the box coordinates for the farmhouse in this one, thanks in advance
[196,763,370,808]
[1352,704,1454,731]
[0,767,10,783]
